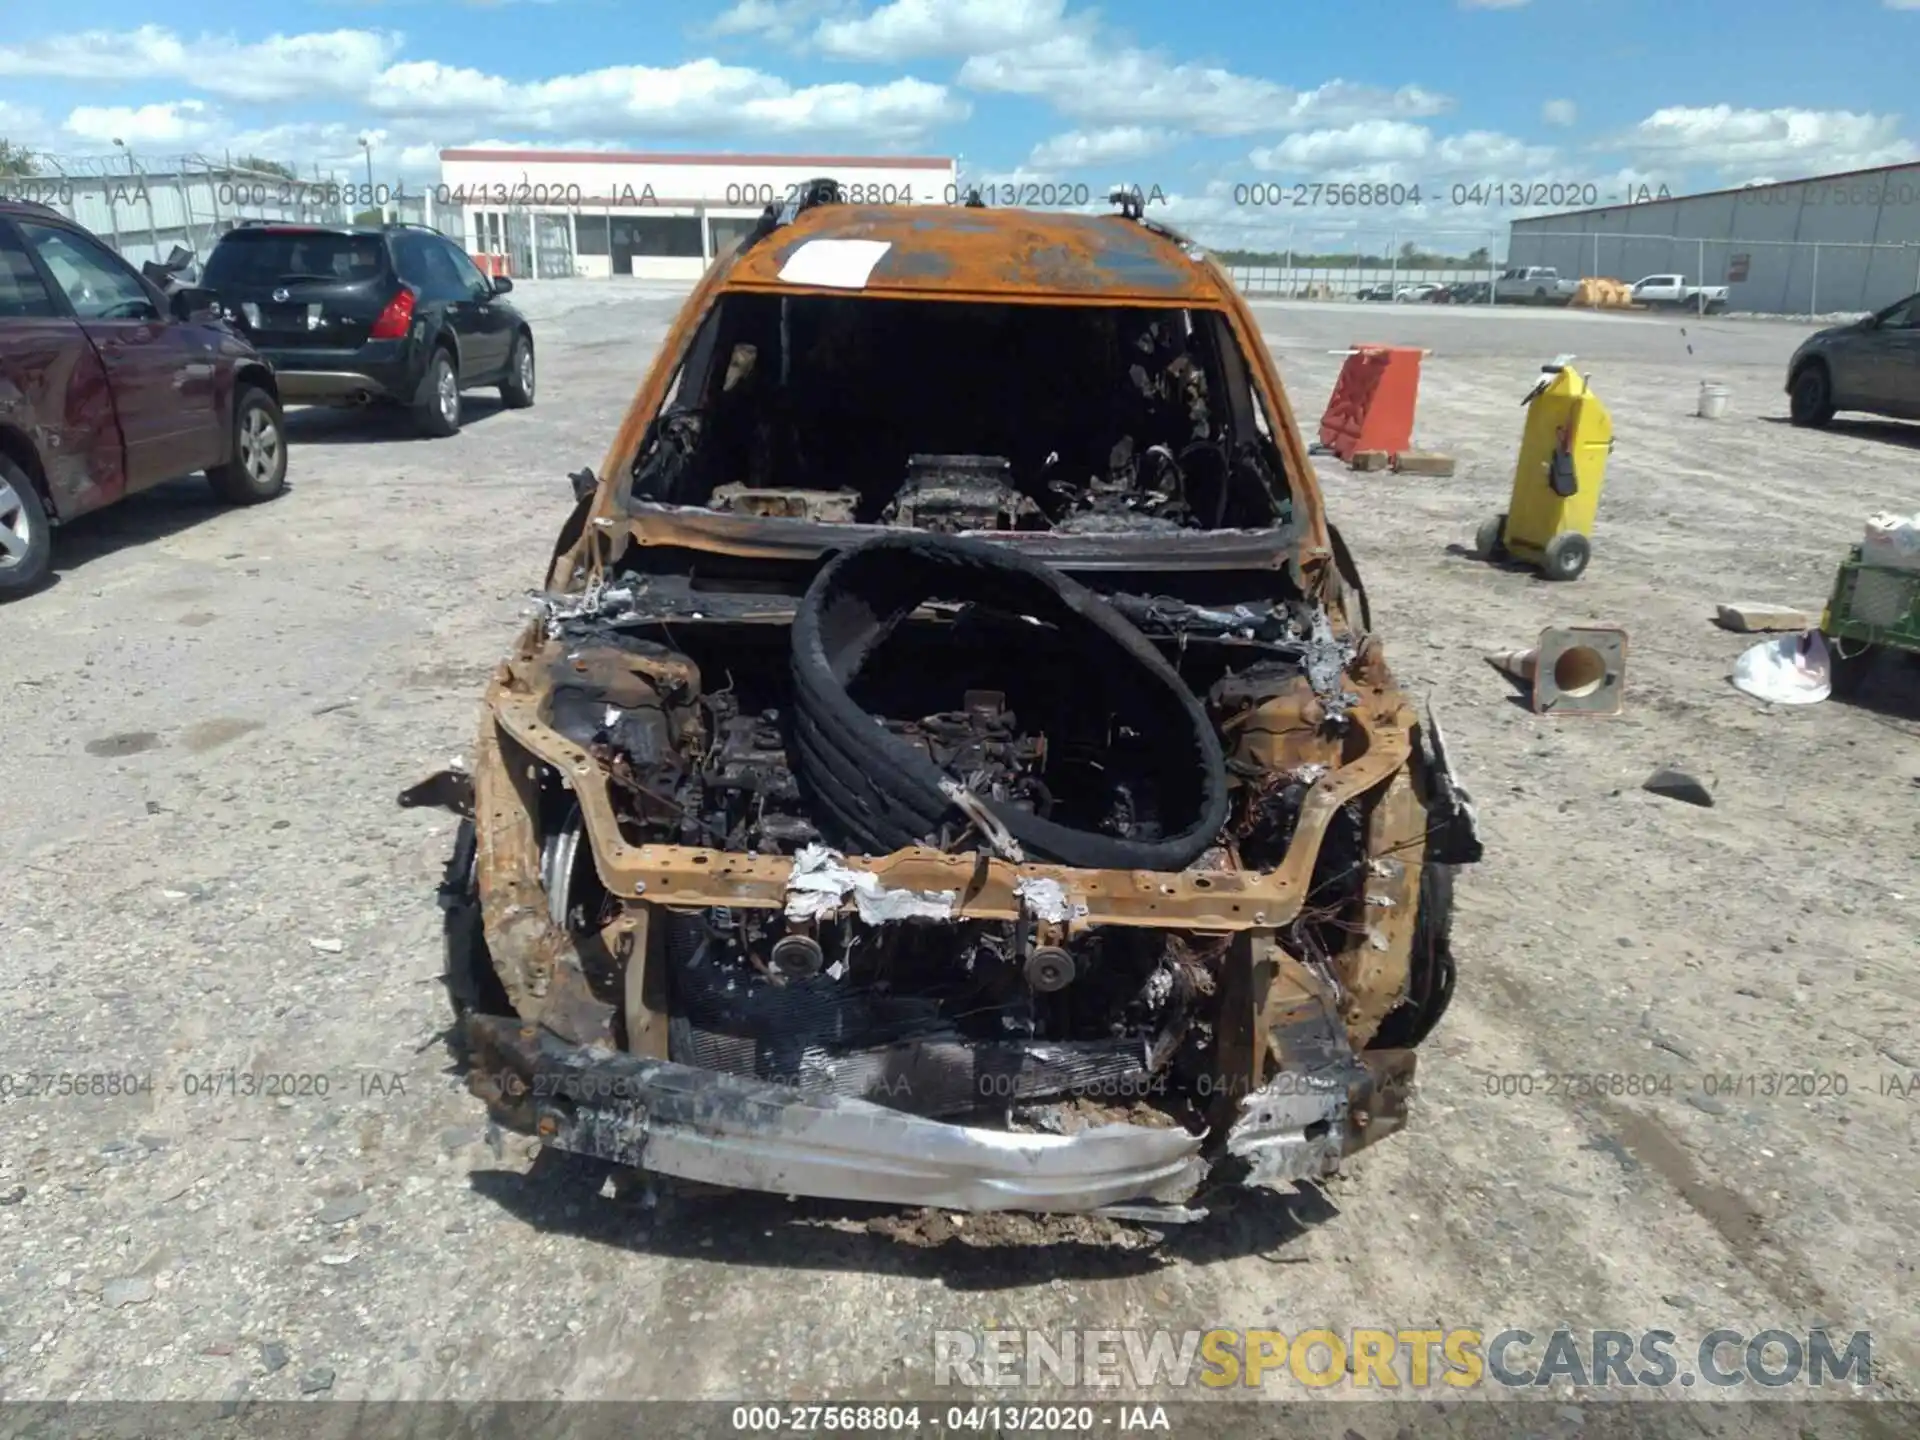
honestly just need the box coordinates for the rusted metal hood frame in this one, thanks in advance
[617,501,1302,571]
[486,673,1414,931]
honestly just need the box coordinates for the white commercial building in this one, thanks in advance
[1507,161,1920,315]
[436,148,957,282]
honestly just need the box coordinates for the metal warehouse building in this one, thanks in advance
[1507,161,1920,316]
[437,149,957,282]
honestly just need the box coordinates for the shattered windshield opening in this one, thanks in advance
[631,293,1294,533]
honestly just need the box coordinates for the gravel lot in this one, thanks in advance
[3,280,1916,1419]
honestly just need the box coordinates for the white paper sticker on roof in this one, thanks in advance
[776,239,892,290]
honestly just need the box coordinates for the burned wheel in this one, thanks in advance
[1369,862,1457,1050]
[439,818,512,1057]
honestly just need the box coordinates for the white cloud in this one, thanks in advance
[0,26,964,153]
[0,26,402,103]
[220,120,410,179]
[1253,120,1432,169]
[804,2,1446,141]
[738,76,962,134]
[709,0,850,43]
[477,63,963,139]
[1027,125,1174,170]
[1542,99,1576,127]
[815,0,1085,60]
[64,100,218,148]
[1433,129,1557,171]
[0,100,50,146]
[394,142,444,173]
[1618,104,1918,177]
[963,37,1450,137]
[366,61,518,115]
[1250,122,1555,180]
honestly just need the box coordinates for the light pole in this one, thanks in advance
[358,137,375,217]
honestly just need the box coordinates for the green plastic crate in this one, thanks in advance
[1821,547,1920,653]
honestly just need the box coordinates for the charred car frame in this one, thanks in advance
[407,187,1481,1220]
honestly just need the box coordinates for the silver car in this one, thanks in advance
[1787,290,1920,427]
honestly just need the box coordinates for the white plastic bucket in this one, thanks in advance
[1697,382,1730,419]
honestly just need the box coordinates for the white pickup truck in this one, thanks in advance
[1630,274,1730,312]
[1494,266,1578,304]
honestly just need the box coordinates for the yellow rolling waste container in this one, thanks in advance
[1476,359,1614,581]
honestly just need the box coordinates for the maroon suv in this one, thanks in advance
[0,200,288,596]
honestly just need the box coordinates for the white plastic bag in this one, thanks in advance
[1731,632,1831,705]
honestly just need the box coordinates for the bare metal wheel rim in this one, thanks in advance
[239,404,281,485]
[0,477,32,570]
[517,342,534,396]
[437,362,459,423]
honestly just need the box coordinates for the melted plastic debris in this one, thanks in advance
[938,778,1025,862]
[535,579,635,637]
[1302,606,1358,710]
[785,844,959,924]
[1013,876,1090,924]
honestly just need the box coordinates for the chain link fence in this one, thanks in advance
[1506,230,1920,318]
[1208,227,1500,303]
[1221,226,1920,316]
[2,153,371,272]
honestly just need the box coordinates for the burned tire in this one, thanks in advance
[440,818,512,1059]
[1368,861,1457,1050]
[789,532,1231,871]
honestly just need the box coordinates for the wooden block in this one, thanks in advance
[1349,449,1392,472]
[1391,450,1457,476]
[1715,602,1812,633]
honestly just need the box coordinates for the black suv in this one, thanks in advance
[199,221,534,436]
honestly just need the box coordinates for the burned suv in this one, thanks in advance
[415,190,1481,1219]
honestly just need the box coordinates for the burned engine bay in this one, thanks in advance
[506,524,1456,1147]
[438,270,1476,1214]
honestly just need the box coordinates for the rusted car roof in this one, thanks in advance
[722,205,1232,304]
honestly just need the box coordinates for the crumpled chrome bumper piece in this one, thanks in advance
[466,1013,1412,1216]
[467,1018,1208,1213]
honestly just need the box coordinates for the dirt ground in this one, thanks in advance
[2,281,1915,1420]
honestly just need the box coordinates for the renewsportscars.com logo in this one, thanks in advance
[932,1327,1874,1392]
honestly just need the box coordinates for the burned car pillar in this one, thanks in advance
[416,197,1480,1219]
